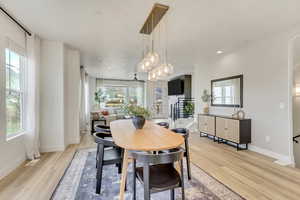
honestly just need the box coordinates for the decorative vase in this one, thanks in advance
[91,112,100,120]
[203,103,209,114]
[132,116,146,129]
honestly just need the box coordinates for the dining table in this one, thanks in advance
[110,119,184,200]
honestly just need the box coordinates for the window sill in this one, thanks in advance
[6,132,25,141]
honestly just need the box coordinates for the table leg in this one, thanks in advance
[119,149,129,200]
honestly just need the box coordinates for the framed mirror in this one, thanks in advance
[211,75,243,107]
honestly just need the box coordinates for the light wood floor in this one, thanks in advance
[0,132,300,200]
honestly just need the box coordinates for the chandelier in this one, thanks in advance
[137,4,174,81]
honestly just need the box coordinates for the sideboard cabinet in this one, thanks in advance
[198,114,251,150]
[198,115,215,136]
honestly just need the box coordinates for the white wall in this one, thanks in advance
[40,40,65,152]
[193,29,298,164]
[0,12,27,178]
[39,41,81,152]
[64,46,81,145]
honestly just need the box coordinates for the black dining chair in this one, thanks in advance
[94,125,112,139]
[131,148,185,200]
[171,128,191,180]
[94,130,114,169]
[157,122,169,129]
[93,133,124,194]
[95,124,111,133]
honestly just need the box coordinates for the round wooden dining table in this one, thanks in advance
[110,119,184,200]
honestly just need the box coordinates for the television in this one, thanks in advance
[168,79,184,96]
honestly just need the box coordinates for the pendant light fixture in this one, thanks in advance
[146,13,159,67]
[137,3,173,81]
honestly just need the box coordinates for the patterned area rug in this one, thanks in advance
[51,148,244,200]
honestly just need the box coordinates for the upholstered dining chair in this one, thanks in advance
[171,128,191,180]
[93,133,124,194]
[156,122,169,129]
[131,148,185,200]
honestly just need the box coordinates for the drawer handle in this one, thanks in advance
[224,128,228,130]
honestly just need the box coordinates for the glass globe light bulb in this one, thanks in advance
[158,69,162,76]
[167,63,174,74]
[158,64,167,77]
[146,52,159,66]
[145,60,150,67]
[148,73,152,81]
[164,64,169,73]
[137,61,146,72]
[143,59,152,71]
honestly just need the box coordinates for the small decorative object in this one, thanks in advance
[232,110,245,120]
[101,110,109,116]
[201,89,212,114]
[132,116,146,129]
[91,112,100,120]
[123,105,151,129]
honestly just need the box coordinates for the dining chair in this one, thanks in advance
[156,122,169,129]
[95,124,111,133]
[93,133,124,194]
[171,128,191,180]
[131,148,185,200]
[95,125,112,139]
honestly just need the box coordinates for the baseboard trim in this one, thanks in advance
[248,145,293,166]
[0,156,25,180]
[40,145,65,153]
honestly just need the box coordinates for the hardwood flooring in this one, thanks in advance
[189,134,300,200]
[0,132,300,200]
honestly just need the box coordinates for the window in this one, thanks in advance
[5,48,25,137]
[95,79,145,111]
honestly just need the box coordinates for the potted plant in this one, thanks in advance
[183,102,195,118]
[201,89,211,114]
[123,105,151,129]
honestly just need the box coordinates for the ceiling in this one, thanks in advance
[2,0,300,79]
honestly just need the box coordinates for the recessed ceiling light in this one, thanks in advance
[217,50,223,54]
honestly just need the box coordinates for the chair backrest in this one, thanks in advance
[131,148,184,165]
[95,125,111,133]
[93,133,115,147]
[171,128,189,137]
[157,122,169,129]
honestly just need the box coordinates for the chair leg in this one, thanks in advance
[96,144,100,168]
[96,144,104,194]
[117,163,122,174]
[185,138,192,180]
[125,177,127,191]
[180,160,185,200]
[133,160,136,200]
[170,189,175,200]
[143,165,151,200]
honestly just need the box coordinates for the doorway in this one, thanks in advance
[292,37,300,168]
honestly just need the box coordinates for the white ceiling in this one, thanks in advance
[2,0,300,79]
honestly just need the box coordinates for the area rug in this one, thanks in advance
[51,148,244,200]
